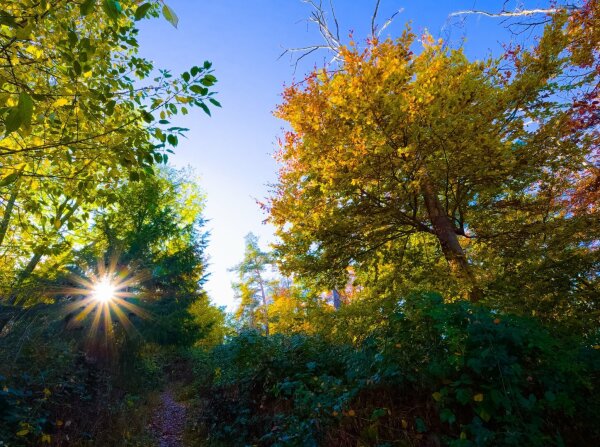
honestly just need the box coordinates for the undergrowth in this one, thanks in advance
[188,293,600,446]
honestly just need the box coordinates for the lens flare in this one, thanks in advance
[61,257,151,347]
[92,277,116,302]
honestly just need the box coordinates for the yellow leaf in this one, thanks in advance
[348,409,356,417]
[26,45,43,58]
[41,434,52,443]
[43,387,51,396]
[56,420,63,426]
[401,419,408,429]
[593,345,600,350]
[473,393,484,402]
[432,392,442,401]
[52,97,70,107]
[17,429,29,436]
[460,432,467,440]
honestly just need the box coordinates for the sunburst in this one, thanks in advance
[62,257,151,341]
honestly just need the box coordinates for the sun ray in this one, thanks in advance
[60,258,151,348]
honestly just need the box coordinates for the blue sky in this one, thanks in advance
[137,0,547,309]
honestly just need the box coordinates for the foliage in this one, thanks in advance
[0,166,226,444]
[267,18,598,322]
[0,304,161,445]
[0,0,219,303]
[191,293,600,446]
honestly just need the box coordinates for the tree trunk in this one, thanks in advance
[420,175,481,302]
[8,252,42,305]
[256,271,269,336]
[7,200,80,305]
[0,180,20,248]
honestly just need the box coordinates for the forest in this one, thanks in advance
[0,0,598,446]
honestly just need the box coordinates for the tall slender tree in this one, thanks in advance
[232,233,272,335]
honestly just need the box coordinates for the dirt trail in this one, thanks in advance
[151,390,187,447]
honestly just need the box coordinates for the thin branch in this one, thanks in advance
[378,7,404,37]
[329,0,340,42]
[449,6,580,19]
[371,0,381,37]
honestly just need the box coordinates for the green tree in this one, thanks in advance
[87,166,214,346]
[0,0,219,303]
[232,233,272,335]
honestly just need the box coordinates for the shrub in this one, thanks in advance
[190,293,600,446]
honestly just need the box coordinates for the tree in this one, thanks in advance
[0,0,219,303]
[232,233,272,335]
[268,17,596,313]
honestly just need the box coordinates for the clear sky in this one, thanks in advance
[136,0,548,309]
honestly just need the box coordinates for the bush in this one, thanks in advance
[190,293,600,446]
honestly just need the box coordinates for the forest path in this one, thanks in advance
[151,389,188,447]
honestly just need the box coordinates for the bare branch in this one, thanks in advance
[278,45,330,74]
[371,0,382,37]
[284,1,404,70]
[378,7,404,37]
[449,5,580,19]
[329,0,340,42]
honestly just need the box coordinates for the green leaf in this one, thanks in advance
[0,11,17,27]
[199,102,211,116]
[5,108,22,135]
[141,111,154,123]
[68,30,78,47]
[440,408,456,425]
[167,134,178,146]
[19,92,33,126]
[209,98,221,107]
[478,409,491,422]
[162,4,179,28]
[134,3,152,21]
[4,93,33,136]
[80,0,96,16]
[456,388,472,405]
[182,72,190,82]
[0,172,20,187]
[16,21,33,39]
[190,85,208,95]
[103,0,122,21]
[415,418,427,433]
[106,100,116,116]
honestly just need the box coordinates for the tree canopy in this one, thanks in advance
[268,14,598,324]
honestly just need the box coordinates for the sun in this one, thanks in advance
[92,277,116,303]
[62,257,151,342]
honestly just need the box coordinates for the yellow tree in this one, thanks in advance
[268,19,593,305]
